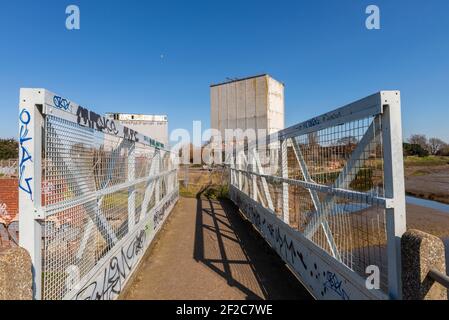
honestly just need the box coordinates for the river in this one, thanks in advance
[406,196,449,214]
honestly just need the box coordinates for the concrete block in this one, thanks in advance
[402,229,447,300]
[0,247,32,300]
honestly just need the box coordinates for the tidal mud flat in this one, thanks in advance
[405,163,449,205]
[407,203,449,239]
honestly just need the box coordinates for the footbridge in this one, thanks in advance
[17,89,448,300]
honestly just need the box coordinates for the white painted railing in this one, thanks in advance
[18,89,179,300]
[0,159,18,177]
[228,91,406,300]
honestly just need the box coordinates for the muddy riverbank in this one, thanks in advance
[404,160,449,205]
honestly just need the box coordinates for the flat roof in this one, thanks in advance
[105,113,168,122]
[210,74,284,88]
[106,113,167,117]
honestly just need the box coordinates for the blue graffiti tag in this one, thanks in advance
[323,271,350,300]
[53,95,71,111]
[19,109,33,200]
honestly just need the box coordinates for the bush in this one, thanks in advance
[0,139,18,160]
[403,143,429,157]
[437,146,449,156]
[204,185,229,200]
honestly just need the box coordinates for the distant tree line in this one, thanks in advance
[404,134,449,157]
[0,138,18,160]
[1,134,448,162]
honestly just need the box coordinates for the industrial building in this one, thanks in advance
[105,113,169,146]
[210,74,285,143]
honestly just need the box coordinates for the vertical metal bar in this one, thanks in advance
[18,89,44,300]
[128,142,136,232]
[155,149,161,205]
[139,154,157,221]
[253,149,274,211]
[290,138,341,261]
[381,91,406,300]
[280,139,289,224]
[238,152,243,189]
[251,148,258,201]
[230,155,234,186]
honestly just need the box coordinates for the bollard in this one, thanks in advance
[401,229,448,300]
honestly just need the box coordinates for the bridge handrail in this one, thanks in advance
[429,268,449,289]
[228,91,406,300]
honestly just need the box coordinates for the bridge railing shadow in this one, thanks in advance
[193,188,312,300]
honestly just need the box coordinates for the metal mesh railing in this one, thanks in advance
[0,159,18,177]
[229,92,405,297]
[287,115,388,289]
[41,114,177,300]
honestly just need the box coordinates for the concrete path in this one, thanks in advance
[121,196,312,300]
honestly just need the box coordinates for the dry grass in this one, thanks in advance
[178,167,229,199]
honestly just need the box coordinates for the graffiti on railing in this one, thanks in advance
[74,229,147,300]
[19,108,33,200]
[72,190,179,300]
[153,191,179,230]
[53,95,72,111]
[230,186,354,300]
[323,271,350,300]
[76,105,120,136]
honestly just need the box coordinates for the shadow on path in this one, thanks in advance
[193,190,312,300]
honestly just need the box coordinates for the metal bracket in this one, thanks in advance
[33,207,45,220]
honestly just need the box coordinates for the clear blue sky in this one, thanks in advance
[1,0,448,143]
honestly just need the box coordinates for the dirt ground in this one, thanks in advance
[407,203,449,239]
[121,196,312,300]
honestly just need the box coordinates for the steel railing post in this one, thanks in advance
[381,91,407,300]
[251,148,257,201]
[18,89,44,300]
[155,150,161,204]
[128,142,136,231]
[280,139,289,224]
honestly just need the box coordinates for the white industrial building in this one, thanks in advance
[210,74,285,143]
[105,113,169,146]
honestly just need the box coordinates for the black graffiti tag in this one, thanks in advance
[76,106,119,135]
[75,230,146,300]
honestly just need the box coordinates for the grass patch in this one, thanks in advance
[179,185,199,198]
[410,169,431,177]
[404,156,449,167]
[349,168,374,192]
[204,185,229,200]
[179,183,229,200]
[310,168,375,192]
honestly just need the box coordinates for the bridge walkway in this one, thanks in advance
[121,195,312,300]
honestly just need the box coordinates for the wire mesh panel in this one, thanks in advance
[18,89,178,300]
[230,91,406,299]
